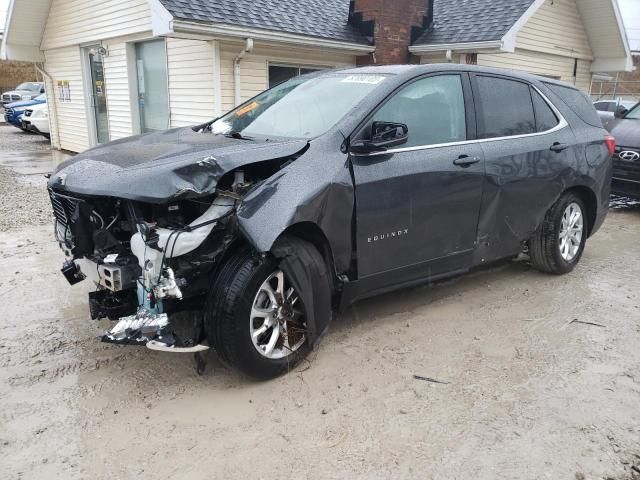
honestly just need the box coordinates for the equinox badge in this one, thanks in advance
[368,229,409,243]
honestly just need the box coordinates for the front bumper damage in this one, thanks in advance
[49,172,245,354]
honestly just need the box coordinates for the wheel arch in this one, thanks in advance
[562,185,598,236]
[275,222,339,290]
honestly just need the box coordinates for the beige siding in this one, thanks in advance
[43,46,90,152]
[477,49,592,91]
[167,38,217,127]
[103,41,133,140]
[219,42,356,112]
[419,52,450,64]
[517,0,593,60]
[41,0,152,50]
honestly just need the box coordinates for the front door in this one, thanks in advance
[86,47,109,144]
[351,73,485,283]
[135,40,169,133]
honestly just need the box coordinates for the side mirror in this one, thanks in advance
[614,106,628,118]
[350,121,409,154]
[41,87,45,93]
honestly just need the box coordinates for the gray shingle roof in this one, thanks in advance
[413,0,536,46]
[159,0,370,45]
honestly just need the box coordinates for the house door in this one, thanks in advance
[85,46,110,144]
[135,40,169,132]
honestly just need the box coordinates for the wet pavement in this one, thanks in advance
[1,126,640,479]
[0,149,71,175]
[0,124,71,175]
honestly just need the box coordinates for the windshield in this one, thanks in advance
[16,82,41,92]
[210,73,389,139]
[625,104,640,119]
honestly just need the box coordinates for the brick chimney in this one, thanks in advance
[349,0,432,65]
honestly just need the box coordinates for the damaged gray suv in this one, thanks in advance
[48,65,613,379]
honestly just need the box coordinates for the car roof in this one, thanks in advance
[326,64,580,90]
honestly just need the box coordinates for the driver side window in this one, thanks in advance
[372,75,467,148]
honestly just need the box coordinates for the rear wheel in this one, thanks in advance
[529,192,587,274]
[205,242,324,379]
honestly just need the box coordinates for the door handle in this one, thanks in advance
[550,142,569,153]
[453,155,481,167]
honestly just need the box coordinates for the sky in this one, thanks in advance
[619,0,640,51]
[0,0,639,48]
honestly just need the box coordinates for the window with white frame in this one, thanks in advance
[268,63,328,88]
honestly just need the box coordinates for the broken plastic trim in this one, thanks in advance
[271,236,332,344]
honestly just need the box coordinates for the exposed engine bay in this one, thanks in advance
[50,168,256,351]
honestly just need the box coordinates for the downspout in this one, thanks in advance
[234,38,254,107]
[35,63,61,150]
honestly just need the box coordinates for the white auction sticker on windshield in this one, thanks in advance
[341,75,386,85]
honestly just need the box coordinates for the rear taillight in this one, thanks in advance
[604,135,616,157]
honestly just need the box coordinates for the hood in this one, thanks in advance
[48,127,309,203]
[609,118,640,148]
[6,98,45,108]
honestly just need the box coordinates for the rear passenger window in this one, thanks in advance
[531,89,559,132]
[475,76,536,138]
[594,102,610,112]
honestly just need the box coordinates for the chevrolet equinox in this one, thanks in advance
[48,65,613,379]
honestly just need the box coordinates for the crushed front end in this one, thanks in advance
[48,171,250,351]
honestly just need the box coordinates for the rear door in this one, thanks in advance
[351,73,485,283]
[470,73,576,263]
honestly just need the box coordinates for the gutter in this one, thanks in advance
[409,40,503,54]
[234,38,254,107]
[34,63,61,149]
[172,20,375,55]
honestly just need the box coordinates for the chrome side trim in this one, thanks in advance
[357,85,569,157]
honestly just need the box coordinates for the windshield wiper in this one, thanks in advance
[223,131,255,141]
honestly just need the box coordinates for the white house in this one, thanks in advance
[411,0,633,93]
[0,0,632,153]
[0,0,375,152]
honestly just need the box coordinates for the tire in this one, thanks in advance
[205,240,325,379]
[529,192,587,274]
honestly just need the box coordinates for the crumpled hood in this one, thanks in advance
[48,127,308,203]
[609,119,640,148]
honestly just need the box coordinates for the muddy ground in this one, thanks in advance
[1,127,640,479]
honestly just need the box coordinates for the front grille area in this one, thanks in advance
[5,108,13,117]
[1,94,21,103]
[49,189,83,248]
[613,147,640,181]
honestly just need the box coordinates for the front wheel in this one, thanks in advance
[205,241,326,379]
[529,192,587,274]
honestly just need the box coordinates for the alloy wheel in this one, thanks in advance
[249,269,306,359]
[559,201,584,262]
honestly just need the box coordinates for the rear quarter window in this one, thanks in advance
[531,89,559,132]
[543,83,602,127]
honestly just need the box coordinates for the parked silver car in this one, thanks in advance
[1,82,45,106]
[593,99,637,130]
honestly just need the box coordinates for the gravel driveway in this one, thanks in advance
[0,123,639,480]
[0,124,57,230]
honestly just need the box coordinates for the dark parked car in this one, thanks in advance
[47,65,613,379]
[4,94,46,129]
[607,103,640,199]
